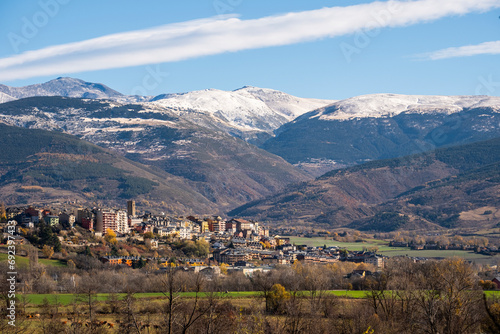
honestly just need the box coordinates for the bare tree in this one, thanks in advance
[251,271,278,313]
[119,292,142,334]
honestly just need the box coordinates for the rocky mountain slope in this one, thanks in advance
[263,94,500,175]
[0,92,15,103]
[0,78,334,145]
[150,86,333,144]
[230,137,500,231]
[0,123,215,213]
[0,97,309,212]
[0,77,126,101]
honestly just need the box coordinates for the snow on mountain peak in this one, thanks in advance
[0,77,123,100]
[315,94,500,121]
[0,92,15,104]
[234,86,335,119]
[0,77,335,140]
[149,86,335,133]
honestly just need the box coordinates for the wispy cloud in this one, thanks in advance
[417,40,500,60]
[1,0,499,82]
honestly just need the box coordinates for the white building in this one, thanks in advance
[178,227,192,240]
[96,209,129,234]
[115,210,129,234]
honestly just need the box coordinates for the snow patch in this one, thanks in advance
[316,94,500,121]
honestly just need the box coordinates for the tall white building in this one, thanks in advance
[115,210,128,234]
[96,209,129,234]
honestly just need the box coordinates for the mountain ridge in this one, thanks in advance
[263,93,500,174]
[0,96,310,212]
[230,137,500,231]
[0,77,335,146]
[0,122,217,213]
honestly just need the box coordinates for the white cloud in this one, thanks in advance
[1,0,499,81]
[417,40,500,60]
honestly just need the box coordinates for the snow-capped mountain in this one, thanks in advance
[0,77,126,100]
[263,93,500,175]
[237,86,334,119]
[148,86,334,144]
[313,94,500,121]
[0,78,334,144]
[151,86,333,123]
[0,92,14,103]
[0,96,310,211]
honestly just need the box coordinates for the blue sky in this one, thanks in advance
[1,0,499,99]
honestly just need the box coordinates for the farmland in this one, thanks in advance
[286,236,495,263]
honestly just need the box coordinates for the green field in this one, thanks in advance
[287,236,384,251]
[21,289,500,305]
[23,290,369,305]
[287,236,494,262]
[377,248,491,260]
[0,252,67,267]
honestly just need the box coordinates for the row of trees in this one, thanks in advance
[2,257,500,333]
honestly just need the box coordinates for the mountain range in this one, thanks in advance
[1,77,499,229]
[0,96,309,212]
[0,123,215,213]
[263,94,500,174]
[231,137,500,231]
[0,77,333,146]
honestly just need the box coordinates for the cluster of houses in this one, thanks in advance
[212,242,384,269]
[3,201,387,271]
[97,245,386,278]
[5,201,271,238]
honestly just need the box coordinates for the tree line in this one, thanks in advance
[1,257,500,333]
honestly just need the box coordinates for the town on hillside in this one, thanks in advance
[1,200,389,273]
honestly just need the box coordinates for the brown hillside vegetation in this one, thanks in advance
[231,137,500,231]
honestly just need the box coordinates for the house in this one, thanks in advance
[77,209,95,224]
[234,260,251,267]
[177,227,192,240]
[4,235,26,245]
[96,209,129,234]
[364,255,384,269]
[241,266,272,277]
[198,266,221,278]
[262,255,289,265]
[247,241,264,250]
[275,237,291,246]
[261,237,276,247]
[25,207,41,222]
[59,212,76,228]
[100,256,139,267]
[347,270,371,279]
[15,213,35,226]
[213,248,250,265]
[129,217,143,228]
[492,276,500,290]
[225,220,237,233]
[276,244,296,252]
[231,237,247,248]
[200,220,210,233]
[44,215,60,226]
[81,217,94,230]
[209,219,225,233]
[227,218,253,233]
[96,209,115,233]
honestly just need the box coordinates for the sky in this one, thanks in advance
[0,0,499,100]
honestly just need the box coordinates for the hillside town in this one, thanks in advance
[1,201,389,273]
